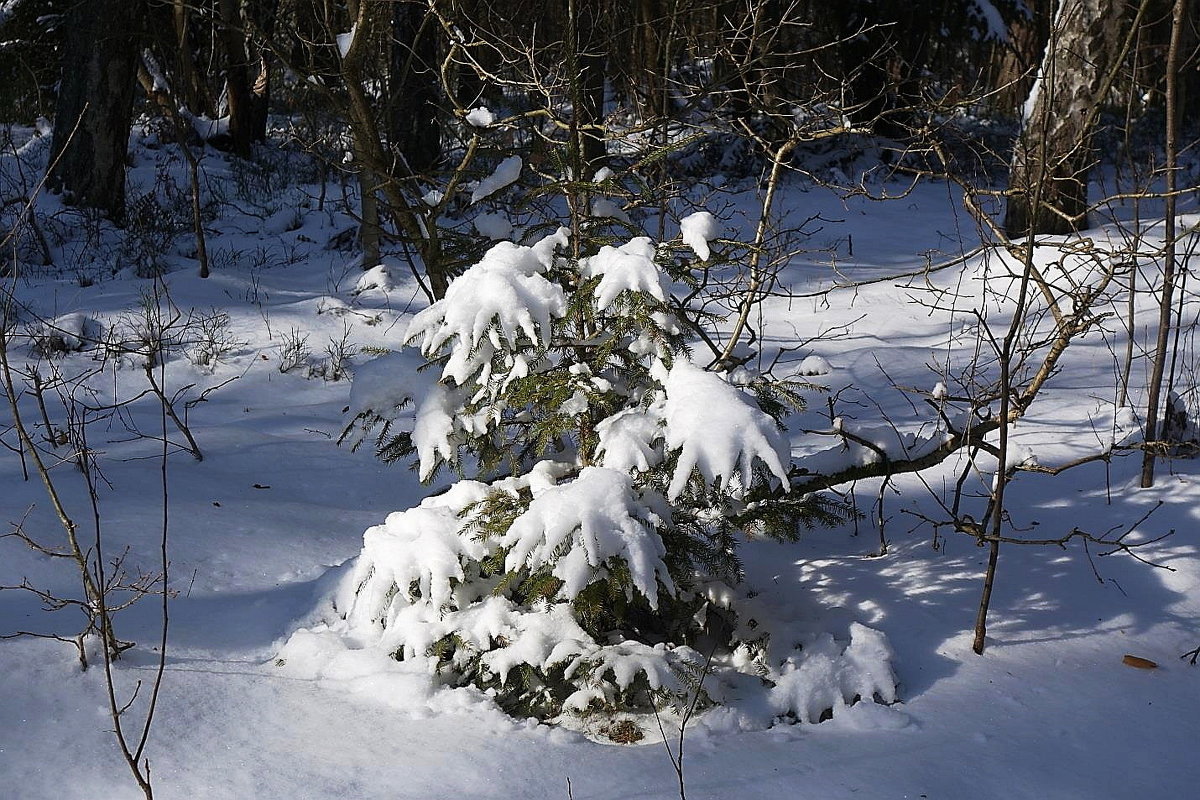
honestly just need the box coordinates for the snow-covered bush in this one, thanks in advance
[317,222,895,723]
[27,312,101,357]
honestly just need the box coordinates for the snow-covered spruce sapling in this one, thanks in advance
[332,223,894,721]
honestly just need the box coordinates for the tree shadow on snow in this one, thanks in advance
[115,566,344,662]
[741,458,1197,700]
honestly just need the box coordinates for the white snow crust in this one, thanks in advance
[500,466,674,607]
[336,25,357,58]
[406,230,569,392]
[969,0,1008,41]
[465,107,496,127]
[472,212,513,240]
[4,124,1199,800]
[595,408,664,473]
[346,350,431,423]
[351,264,392,295]
[34,313,97,353]
[797,354,832,376]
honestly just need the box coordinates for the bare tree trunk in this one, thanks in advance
[47,0,145,222]
[838,0,928,138]
[1140,0,1188,487]
[218,0,255,158]
[389,0,441,174]
[990,0,1054,115]
[360,170,382,267]
[1004,0,1124,237]
[247,0,280,144]
[634,0,669,122]
[171,0,217,117]
[574,0,608,177]
[339,0,450,298]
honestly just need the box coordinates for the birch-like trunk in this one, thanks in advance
[1004,0,1124,237]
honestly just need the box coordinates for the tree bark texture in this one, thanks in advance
[47,0,144,222]
[170,0,217,118]
[1004,0,1124,237]
[216,0,279,157]
[573,0,609,176]
[218,0,255,158]
[248,0,281,144]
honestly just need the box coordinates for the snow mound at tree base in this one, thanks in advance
[275,487,899,734]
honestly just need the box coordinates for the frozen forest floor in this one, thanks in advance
[1,131,1198,799]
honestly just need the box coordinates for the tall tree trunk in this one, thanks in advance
[1140,0,1188,487]
[1004,0,1124,237]
[634,0,669,121]
[990,1,1054,116]
[247,0,280,144]
[360,170,382,267]
[339,0,449,297]
[389,0,441,174]
[218,0,255,158]
[837,0,929,138]
[47,0,144,222]
[171,0,217,117]
[573,0,608,177]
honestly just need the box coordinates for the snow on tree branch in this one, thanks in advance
[405,229,569,388]
[679,211,719,261]
[312,220,894,725]
[336,480,492,636]
[595,408,664,473]
[661,360,791,500]
[500,466,675,608]
[580,237,666,311]
[469,155,523,203]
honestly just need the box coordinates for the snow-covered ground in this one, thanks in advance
[1,130,1197,799]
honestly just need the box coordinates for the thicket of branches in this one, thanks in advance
[2,0,1199,790]
[1,2,1192,223]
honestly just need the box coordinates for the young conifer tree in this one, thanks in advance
[334,206,895,720]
